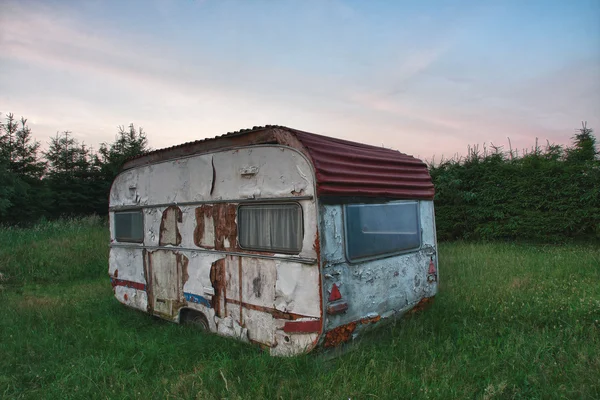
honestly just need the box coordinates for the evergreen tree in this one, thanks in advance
[44,131,97,217]
[96,123,148,179]
[0,113,48,224]
[0,113,18,163]
[566,121,598,163]
[12,117,47,179]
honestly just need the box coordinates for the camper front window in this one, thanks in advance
[238,203,303,253]
[344,201,420,262]
[114,210,144,243]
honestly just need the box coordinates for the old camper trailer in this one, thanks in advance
[108,126,437,356]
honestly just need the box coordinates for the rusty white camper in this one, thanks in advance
[108,126,437,356]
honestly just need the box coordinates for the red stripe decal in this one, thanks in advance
[111,278,146,291]
[283,320,321,333]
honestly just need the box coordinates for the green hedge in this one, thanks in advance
[430,145,600,243]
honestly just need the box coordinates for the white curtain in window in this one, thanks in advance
[238,204,302,253]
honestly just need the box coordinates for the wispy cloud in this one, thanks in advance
[1,0,598,159]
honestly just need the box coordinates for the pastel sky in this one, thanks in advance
[1,0,599,161]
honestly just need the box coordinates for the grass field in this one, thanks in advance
[1,218,599,399]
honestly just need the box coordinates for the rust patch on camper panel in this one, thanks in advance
[210,258,226,318]
[313,232,321,259]
[238,256,243,325]
[360,315,381,325]
[226,298,308,321]
[159,205,182,246]
[173,253,189,315]
[178,253,189,285]
[214,203,238,250]
[143,249,154,313]
[324,322,357,348]
[193,205,214,248]
[408,296,435,315]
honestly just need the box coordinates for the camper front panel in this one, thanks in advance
[108,146,322,355]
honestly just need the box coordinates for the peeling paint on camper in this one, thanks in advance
[318,201,438,340]
[109,127,438,356]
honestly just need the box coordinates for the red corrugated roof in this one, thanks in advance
[122,126,434,200]
[288,128,434,200]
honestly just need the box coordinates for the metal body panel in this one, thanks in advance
[319,200,438,345]
[108,133,439,355]
[109,146,322,356]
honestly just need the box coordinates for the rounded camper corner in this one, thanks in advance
[316,295,437,351]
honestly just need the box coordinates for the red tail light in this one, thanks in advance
[427,257,437,282]
[327,283,348,315]
[329,283,342,302]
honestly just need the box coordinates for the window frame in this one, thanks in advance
[343,200,422,264]
[237,202,304,254]
[113,209,145,243]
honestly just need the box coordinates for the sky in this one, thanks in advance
[1,0,599,162]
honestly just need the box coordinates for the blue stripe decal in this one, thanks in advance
[184,292,212,308]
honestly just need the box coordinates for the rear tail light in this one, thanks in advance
[327,283,348,315]
[427,257,437,283]
[329,283,342,302]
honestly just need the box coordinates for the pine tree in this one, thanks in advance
[566,121,598,163]
[0,113,48,224]
[12,117,47,179]
[96,123,148,179]
[44,131,96,217]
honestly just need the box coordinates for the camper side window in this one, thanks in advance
[114,210,144,243]
[344,201,420,262]
[238,203,303,253]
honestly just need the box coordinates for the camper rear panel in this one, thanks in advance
[319,200,438,346]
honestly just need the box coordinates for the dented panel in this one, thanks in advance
[109,247,146,287]
[275,261,321,318]
[319,200,438,339]
[109,146,323,356]
[110,147,318,260]
[109,142,438,356]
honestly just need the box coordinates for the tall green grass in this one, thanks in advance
[0,216,108,288]
[1,221,598,399]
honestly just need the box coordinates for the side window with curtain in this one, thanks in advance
[238,204,303,253]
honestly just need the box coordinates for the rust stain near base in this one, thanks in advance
[225,298,309,321]
[360,315,381,325]
[408,296,435,315]
[324,322,357,348]
[238,256,243,325]
[179,253,189,285]
[210,258,226,317]
[144,249,154,314]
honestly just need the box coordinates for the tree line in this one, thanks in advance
[0,113,148,225]
[429,122,599,243]
[2,112,598,243]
